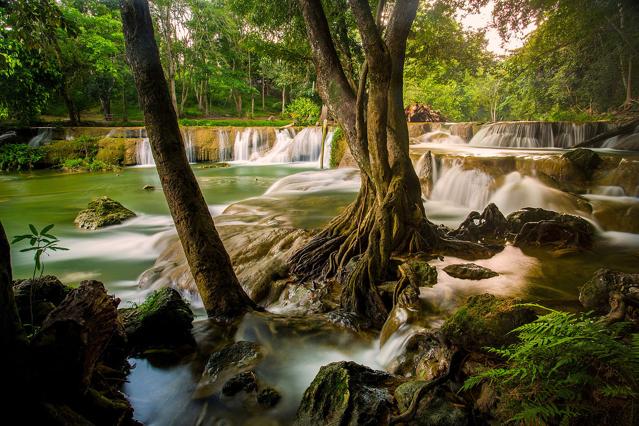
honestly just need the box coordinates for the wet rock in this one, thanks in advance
[440,294,536,351]
[415,151,434,198]
[507,207,595,250]
[222,371,258,396]
[257,388,282,408]
[443,263,498,280]
[142,184,155,190]
[400,260,438,287]
[448,203,508,244]
[595,158,639,197]
[13,275,71,326]
[295,361,401,426]
[119,288,194,353]
[387,332,453,381]
[394,381,469,426]
[579,269,639,314]
[74,196,136,229]
[194,341,264,399]
[590,199,639,234]
[562,148,602,179]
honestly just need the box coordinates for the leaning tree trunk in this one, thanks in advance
[290,0,442,328]
[120,0,255,321]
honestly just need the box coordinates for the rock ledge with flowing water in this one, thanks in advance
[74,196,136,229]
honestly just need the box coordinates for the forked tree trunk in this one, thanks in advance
[120,0,255,320]
[290,0,479,328]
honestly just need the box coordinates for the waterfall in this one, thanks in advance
[0,131,16,142]
[430,161,494,210]
[233,128,270,161]
[136,138,155,166]
[218,130,232,161]
[254,127,333,167]
[28,127,53,147]
[415,130,466,145]
[183,129,196,163]
[469,121,610,148]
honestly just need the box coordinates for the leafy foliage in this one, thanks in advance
[12,224,68,279]
[0,144,44,171]
[286,97,320,126]
[463,305,639,424]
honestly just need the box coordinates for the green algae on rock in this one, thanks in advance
[74,196,136,229]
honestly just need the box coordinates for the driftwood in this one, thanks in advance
[31,280,120,394]
[574,118,639,148]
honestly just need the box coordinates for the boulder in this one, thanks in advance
[443,263,498,280]
[222,371,258,396]
[295,361,401,426]
[12,275,71,326]
[74,196,136,229]
[448,203,508,244]
[400,260,438,287]
[561,148,602,179]
[440,294,536,351]
[394,381,469,426]
[119,288,194,353]
[194,341,264,399]
[385,332,453,381]
[257,388,282,408]
[507,208,595,250]
[579,269,639,314]
[415,152,434,198]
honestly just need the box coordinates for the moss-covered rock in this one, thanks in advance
[562,148,602,179]
[443,263,498,280]
[440,294,536,351]
[12,275,71,326]
[295,361,401,426]
[74,196,136,229]
[394,381,469,426]
[579,268,639,314]
[119,288,194,353]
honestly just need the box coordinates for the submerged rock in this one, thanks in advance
[194,341,264,399]
[74,196,136,229]
[120,288,194,353]
[142,184,155,190]
[443,263,499,280]
[440,294,536,351]
[507,207,595,250]
[579,269,639,314]
[295,361,401,426]
[13,275,71,326]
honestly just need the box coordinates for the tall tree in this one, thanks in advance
[289,0,482,328]
[120,0,255,320]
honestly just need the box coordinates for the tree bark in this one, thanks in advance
[120,0,255,320]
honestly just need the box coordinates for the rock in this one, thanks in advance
[440,294,536,351]
[386,332,453,381]
[257,388,281,408]
[448,203,508,244]
[579,269,639,314]
[394,381,469,426]
[400,260,438,287]
[142,184,155,190]
[30,280,120,394]
[119,288,194,353]
[194,341,264,399]
[443,263,498,280]
[562,148,602,179]
[295,361,401,426]
[74,196,136,229]
[404,103,446,122]
[507,208,595,250]
[222,371,258,396]
[12,275,71,326]
[415,152,434,198]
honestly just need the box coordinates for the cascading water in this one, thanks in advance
[218,130,232,161]
[182,129,196,163]
[136,138,155,166]
[233,128,270,161]
[28,127,53,147]
[469,121,610,148]
[415,130,466,145]
[430,161,494,210]
[254,127,333,167]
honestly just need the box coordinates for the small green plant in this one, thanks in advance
[0,144,44,171]
[12,224,68,279]
[286,97,321,126]
[462,305,639,424]
[329,126,347,168]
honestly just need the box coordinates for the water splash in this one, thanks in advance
[233,128,270,161]
[416,130,466,145]
[255,127,333,167]
[430,162,494,210]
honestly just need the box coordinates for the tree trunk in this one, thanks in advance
[101,96,111,120]
[262,76,265,111]
[120,0,255,320]
[122,86,128,122]
[281,86,286,115]
[289,0,482,328]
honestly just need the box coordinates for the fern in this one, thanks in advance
[462,309,639,424]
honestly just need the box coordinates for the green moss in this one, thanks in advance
[74,196,136,229]
[329,126,347,168]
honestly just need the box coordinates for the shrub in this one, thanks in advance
[286,97,321,126]
[43,136,99,165]
[0,144,44,171]
[463,305,639,425]
[329,126,347,168]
